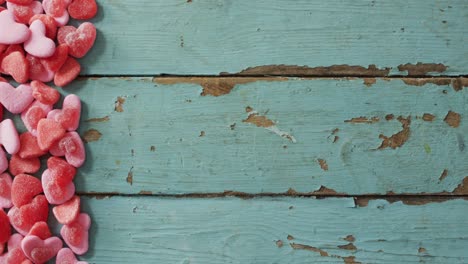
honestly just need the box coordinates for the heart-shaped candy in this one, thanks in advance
[25,20,56,58]
[18,132,47,159]
[56,248,88,264]
[0,247,32,264]
[0,83,34,114]
[68,0,97,20]
[48,94,81,131]
[42,168,75,204]
[61,213,90,255]
[41,44,69,72]
[50,132,85,167]
[54,56,81,87]
[59,22,96,58]
[31,81,60,106]
[6,1,43,25]
[53,195,80,224]
[1,51,29,83]
[42,0,70,26]
[0,44,24,75]
[21,100,53,136]
[7,233,24,250]
[11,174,43,208]
[0,119,20,154]
[47,157,76,186]
[28,221,52,240]
[8,0,34,6]
[0,173,12,209]
[21,235,63,263]
[9,155,41,176]
[29,14,57,39]
[37,118,66,151]
[8,195,49,235]
[0,149,8,176]
[27,54,55,83]
[0,209,11,243]
[0,10,30,44]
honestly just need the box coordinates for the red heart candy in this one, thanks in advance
[53,195,79,224]
[0,44,24,74]
[42,169,75,205]
[21,100,53,136]
[0,173,13,209]
[68,0,97,20]
[57,26,75,45]
[56,248,88,264]
[8,195,49,235]
[42,0,67,17]
[47,94,81,131]
[11,174,43,207]
[29,14,57,40]
[61,213,90,255]
[0,149,7,174]
[41,44,69,72]
[26,54,55,83]
[1,51,29,83]
[37,119,66,151]
[60,22,96,58]
[50,132,85,167]
[8,0,34,6]
[47,157,76,186]
[9,155,41,176]
[18,132,47,159]
[28,222,52,240]
[21,235,63,263]
[6,1,43,25]
[31,81,60,105]
[2,247,31,264]
[54,56,81,87]
[0,209,11,244]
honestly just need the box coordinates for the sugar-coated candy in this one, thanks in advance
[42,0,70,26]
[0,247,32,264]
[25,20,56,58]
[0,44,24,74]
[56,248,88,264]
[53,195,80,224]
[50,132,85,167]
[41,43,68,72]
[26,54,55,82]
[0,173,13,209]
[0,10,30,44]
[8,0,34,6]
[59,22,96,58]
[48,94,81,131]
[61,213,90,255]
[29,14,58,39]
[21,235,63,263]
[9,154,41,176]
[42,168,75,204]
[68,0,97,20]
[47,157,76,186]
[28,221,52,240]
[21,100,53,136]
[11,174,43,207]
[31,80,60,105]
[1,51,29,83]
[0,149,7,174]
[37,118,66,151]
[8,195,49,235]
[0,209,11,243]
[7,233,24,250]
[18,132,47,159]
[0,119,20,154]
[6,1,43,25]
[0,83,34,114]
[54,56,81,87]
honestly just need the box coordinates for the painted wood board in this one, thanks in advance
[49,77,468,195]
[70,196,468,263]
[78,0,468,76]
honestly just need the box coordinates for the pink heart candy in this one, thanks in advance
[24,20,56,58]
[0,10,31,44]
[42,0,70,26]
[42,168,75,204]
[0,82,34,114]
[0,119,20,154]
[50,132,86,167]
[47,94,81,131]
[21,235,63,263]
[0,173,12,209]
[7,233,24,250]
[21,100,53,136]
[56,248,88,264]
[0,149,7,175]
[6,1,43,24]
[61,213,90,255]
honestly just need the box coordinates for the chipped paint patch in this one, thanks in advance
[343,235,355,242]
[398,63,447,76]
[287,235,294,240]
[378,116,411,149]
[363,78,376,87]
[83,129,102,143]
[243,107,296,143]
[422,113,436,122]
[150,146,156,152]
[318,159,329,171]
[276,240,283,248]
[338,243,357,251]
[439,169,448,181]
[290,243,329,256]
[452,77,468,91]
[139,190,152,195]
[343,256,361,264]
[444,111,461,128]
[345,116,380,124]
[402,78,451,86]
[115,96,126,112]
[153,77,287,96]
[85,116,110,123]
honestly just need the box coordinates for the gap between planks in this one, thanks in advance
[80,74,468,78]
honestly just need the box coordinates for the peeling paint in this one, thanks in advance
[276,240,283,248]
[153,77,287,96]
[343,256,361,264]
[398,63,447,76]
[385,114,394,121]
[343,235,355,242]
[126,167,134,185]
[402,78,451,87]
[243,108,297,143]
[287,235,294,241]
[345,116,380,124]
[444,111,461,128]
[418,247,427,253]
[422,113,436,122]
[115,96,126,112]
[83,129,102,143]
[318,159,329,171]
[363,78,376,87]
[452,77,468,91]
[150,146,156,152]
[290,243,329,256]
[139,190,152,195]
[225,64,391,77]
[338,243,357,251]
[378,116,411,149]
[439,169,448,181]
[85,116,110,123]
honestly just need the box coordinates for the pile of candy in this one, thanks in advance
[0,0,97,263]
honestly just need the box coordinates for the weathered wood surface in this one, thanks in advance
[52,77,468,195]
[71,197,468,263]
[79,0,468,76]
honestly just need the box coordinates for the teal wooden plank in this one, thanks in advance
[78,0,468,75]
[71,197,468,263]
[56,77,468,195]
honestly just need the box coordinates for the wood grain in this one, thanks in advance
[77,0,468,76]
[71,196,468,263]
[47,77,468,195]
